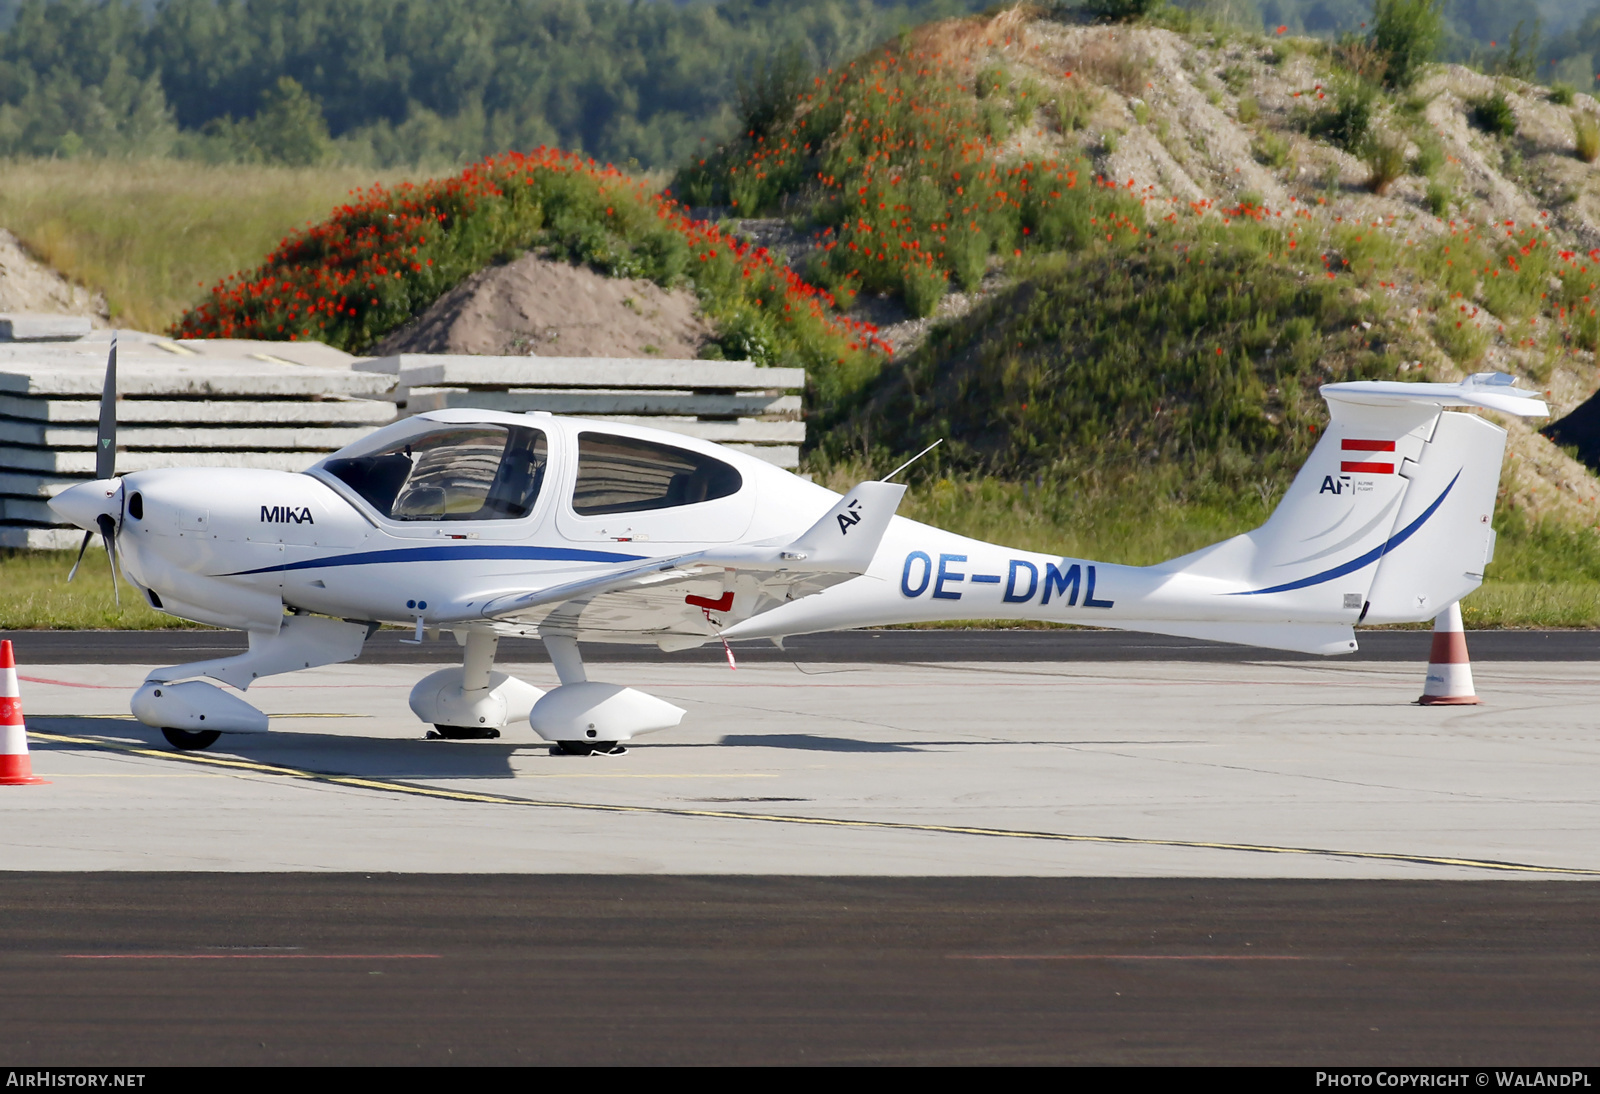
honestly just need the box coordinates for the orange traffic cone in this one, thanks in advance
[0,639,48,785]
[1417,602,1480,706]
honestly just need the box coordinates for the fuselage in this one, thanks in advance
[54,401,1484,656]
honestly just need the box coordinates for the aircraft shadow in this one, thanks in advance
[30,715,527,781]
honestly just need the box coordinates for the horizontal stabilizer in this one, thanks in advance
[1323,373,1548,418]
[1120,620,1359,656]
[781,480,907,573]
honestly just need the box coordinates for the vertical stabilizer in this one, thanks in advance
[1153,374,1544,626]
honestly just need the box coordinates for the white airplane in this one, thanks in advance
[49,340,1547,753]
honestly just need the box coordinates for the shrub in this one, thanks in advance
[1364,132,1408,194]
[675,44,1143,330]
[1433,314,1487,366]
[1370,0,1443,89]
[1015,77,1045,125]
[1410,139,1443,177]
[1221,64,1253,93]
[1551,83,1576,107]
[1085,0,1163,23]
[1470,93,1516,137]
[736,46,810,141]
[1313,83,1376,152]
[902,261,948,318]
[1253,131,1292,168]
[1056,81,1102,131]
[1424,179,1451,216]
[172,148,888,402]
[1575,111,1600,163]
[1237,95,1260,124]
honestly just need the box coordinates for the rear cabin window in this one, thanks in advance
[323,425,548,521]
[572,432,742,516]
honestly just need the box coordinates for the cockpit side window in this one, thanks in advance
[572,432,742,516]
[323,425,548,521]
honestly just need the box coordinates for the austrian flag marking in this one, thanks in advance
[1341,438,1395,474]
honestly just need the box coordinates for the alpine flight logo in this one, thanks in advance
[837,498,863,535]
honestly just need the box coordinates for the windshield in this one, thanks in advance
[323,424,549,521]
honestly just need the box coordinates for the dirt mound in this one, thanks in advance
[0,229,107,319]
[371,252,713,358]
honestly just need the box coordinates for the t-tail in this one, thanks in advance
[1143,374,1546,649]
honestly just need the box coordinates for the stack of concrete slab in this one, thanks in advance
[0,332,396,548]
[358,354,805,468]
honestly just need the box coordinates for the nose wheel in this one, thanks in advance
[161,727,221,751]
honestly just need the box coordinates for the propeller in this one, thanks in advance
[65,333,121,605]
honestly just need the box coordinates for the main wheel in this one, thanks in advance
[161,727,221,751]
[551,740,626,756]
[428,725,502,740]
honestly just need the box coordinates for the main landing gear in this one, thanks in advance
[526,634,684,756]
[408,628,544,740]
[160,727,221,751]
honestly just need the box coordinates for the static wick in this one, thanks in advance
[882,438,944,483]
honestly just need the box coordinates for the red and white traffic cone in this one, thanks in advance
[1417,602,1479,706]
[0,639,48,785]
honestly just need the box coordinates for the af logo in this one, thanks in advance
[1319,474,1353,496]
[260,505,315,524]
[837,497,863,535]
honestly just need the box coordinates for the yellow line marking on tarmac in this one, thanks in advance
[30,731,1600,877]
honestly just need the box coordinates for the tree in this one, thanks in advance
[217,77,333,166]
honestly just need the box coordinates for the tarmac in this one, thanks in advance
[6,647,1599,878]
[4,634,1599,1064]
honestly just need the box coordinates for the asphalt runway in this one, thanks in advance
[0,874,1595,1066]
[8,626,1600,664]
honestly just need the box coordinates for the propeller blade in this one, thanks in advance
[65,529,93,583]
[95,332,117,480]
[96,513,121,609]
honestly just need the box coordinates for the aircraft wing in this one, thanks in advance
[445,480,907,647]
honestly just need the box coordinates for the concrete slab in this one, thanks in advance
[0,314,92,341]
[0,351,396,398]
[0,495,58,522]
[0,447,318,474]
[541,416,804,443]
[0,395,395,424]
[0,422,373,450]
[6,658,1598,878]
[404,388,801,418]
[364,354,801,391]
[0,525,80,549]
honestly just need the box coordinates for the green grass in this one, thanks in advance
[0,158,415,333]
[0,549,200,630]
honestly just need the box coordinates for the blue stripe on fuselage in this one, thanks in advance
[1231,470,1460,596]
[218,543,647,577]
